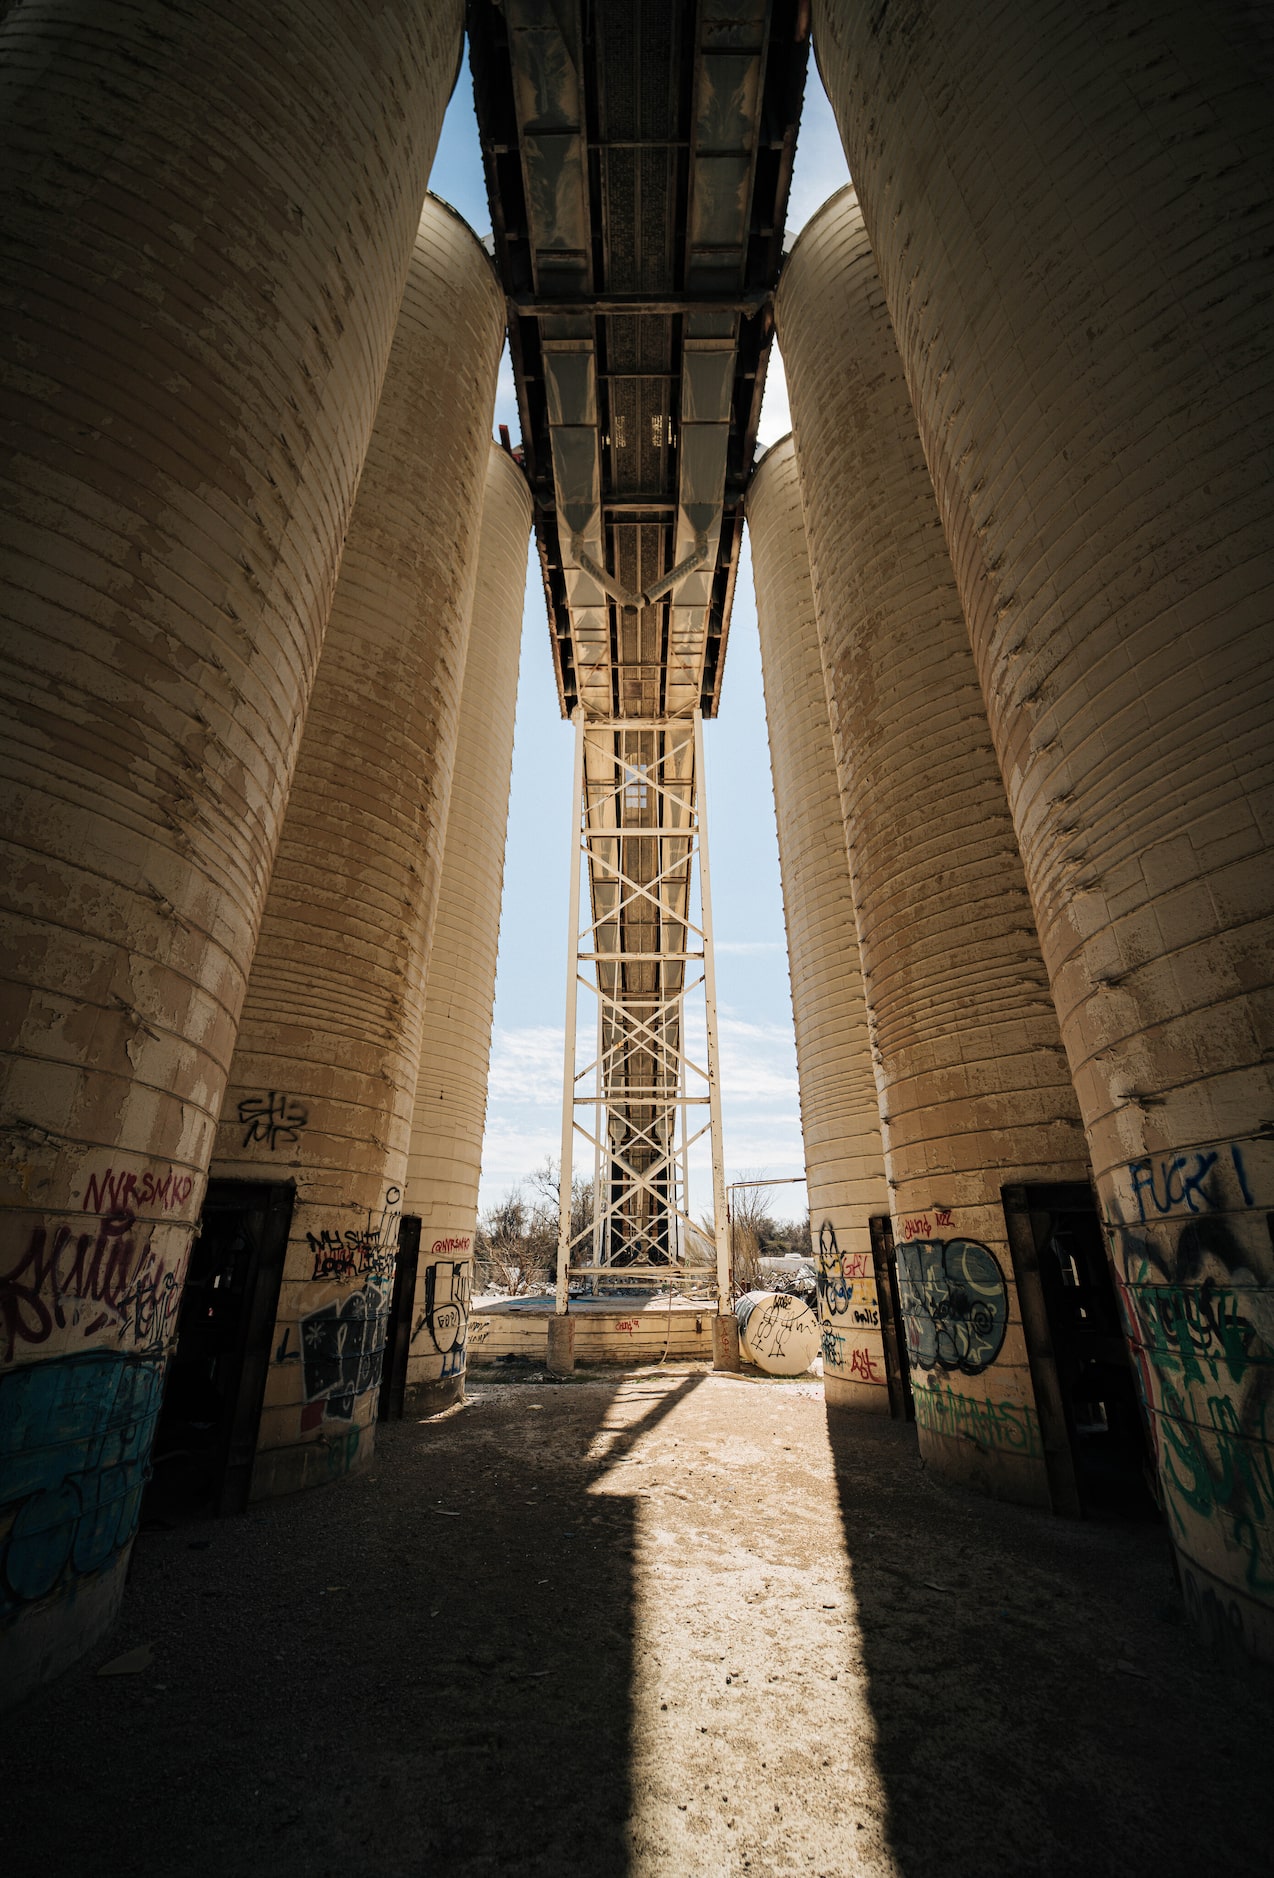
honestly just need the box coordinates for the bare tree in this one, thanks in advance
[475,1158,596,1295]
[727,1179,779,1299]
[527,1156,594,1266]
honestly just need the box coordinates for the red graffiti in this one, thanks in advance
[82,1165,195,1216]
[431,1236,471,1256]
[615,1318,638,1334]
[902,1209,953,1240]
[843,1252,871,1279]
[849,1346,883,1383]
[1,1211,181,1360]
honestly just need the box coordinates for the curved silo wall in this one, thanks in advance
[0,1,462,1698]
[814,0,1274,1658]
[404,445,532,1410]
[210,197,505,1500]
[778,188,1091,1509]
[747,438,891,1413]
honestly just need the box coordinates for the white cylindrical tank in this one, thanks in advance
[211,198,505,1500]
[736,1291,821,1378]
[777,187,1091,1511]
[404,444,533,1410]
[747,439,892,1413]
[0,1,462,1699]
[814,0,1274,1659]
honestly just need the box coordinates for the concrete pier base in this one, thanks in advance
[546,1316,577,1376]
[712,1316,741,1372]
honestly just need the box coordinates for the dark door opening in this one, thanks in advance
[148,1179,293,1517]
[869,1214,915,1422]
[1003,1182,1157,1518]
[378,1214,421,1422]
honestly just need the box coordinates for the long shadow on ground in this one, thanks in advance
[5,1373,702,1878]
[823,1407,1274,1878]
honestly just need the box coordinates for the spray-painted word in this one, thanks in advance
[306,1229,396,1286]
[901,1208,953,1240]
[1,1212,182,1362]
[1126,1140,1254,1223]
[238,1091,308,1151]
[82,1166,195,1215]
[915,1380,1041,1459]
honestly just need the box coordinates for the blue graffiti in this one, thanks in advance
[1127,1141,1254,1223]
[896,1238,1008,1375]
[0,1350,165,1611]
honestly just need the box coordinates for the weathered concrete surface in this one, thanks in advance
[814,0,1274,1653]
[779,189,1089,1510]
[404,446,532,1405]
[5,1373,1271,1876]
[748,439,891,1413]
[0,0,464,1695]
[211,198,504,1498]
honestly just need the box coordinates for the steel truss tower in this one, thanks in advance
[468,2,811,1346]
[555,713,730,1314]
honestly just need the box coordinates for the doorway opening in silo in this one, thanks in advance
[1003,1182,1158,1519]
[145,1179,293,1519]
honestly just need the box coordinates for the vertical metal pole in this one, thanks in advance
[591,992,604,1292]
[693,708,732,1313]
[555,710,587,1315]
[679,1019,691,1264]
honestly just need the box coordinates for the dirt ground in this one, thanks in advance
[6,1365,1273,1877]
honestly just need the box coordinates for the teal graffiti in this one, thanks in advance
[914,1380,1041,1460]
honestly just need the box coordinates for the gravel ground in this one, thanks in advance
[5,1365,1272,1877]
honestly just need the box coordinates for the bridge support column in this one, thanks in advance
[552,715,731,1326]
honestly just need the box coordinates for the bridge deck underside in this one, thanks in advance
[469,1,807,1273]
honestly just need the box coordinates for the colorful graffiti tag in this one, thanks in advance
[814,1220,871,1319]
[1109,1139,1274,1604]
[0,1350,165,1611]
[895,1237,1008,1375]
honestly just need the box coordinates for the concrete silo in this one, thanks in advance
[814,0,1274,1658]
[206,197,505,1500]
[0,2,461,1698]
[746,438,893,1413]
[778,188,1091,1511]
[404,445,532,1409]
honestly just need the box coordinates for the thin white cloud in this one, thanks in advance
[486,1024,565,1106]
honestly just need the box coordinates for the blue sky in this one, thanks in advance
[427,47,850,1220]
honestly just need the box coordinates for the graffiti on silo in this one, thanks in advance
[895,1238,1008,1376]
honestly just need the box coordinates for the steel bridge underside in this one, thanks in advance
[469,1,808,1282]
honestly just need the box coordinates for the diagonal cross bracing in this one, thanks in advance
[554,717,730,1303]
